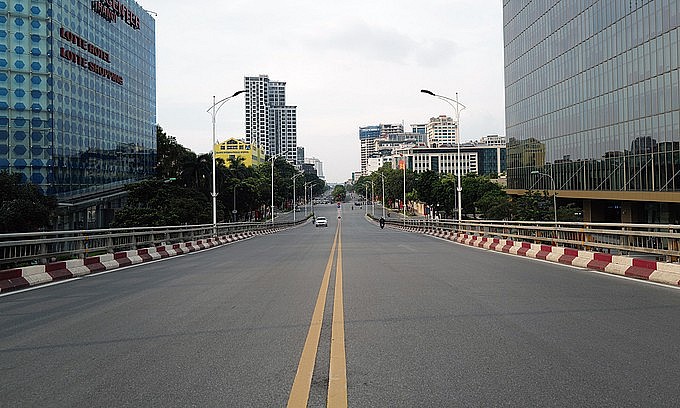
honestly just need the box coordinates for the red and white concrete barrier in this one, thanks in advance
[422,228,680,287]
[0,228,283,294]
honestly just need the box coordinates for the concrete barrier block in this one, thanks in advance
[101,253,121,270]
[572,251,595,268]
[126,250,143,264]
[649,270,680,286]
[22,265,52,285]
[604,262,628,275]
[509,243,523,255]
[546,246,564,262]
[656,262,680,274]
[66,259,90,277]
[526,243,542,258]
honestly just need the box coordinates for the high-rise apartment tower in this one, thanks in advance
[244,75,297,163]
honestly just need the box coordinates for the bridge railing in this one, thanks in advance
[383,217,680,262]
[0,219,303,269]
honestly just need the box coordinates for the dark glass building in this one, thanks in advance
[0,0,155,226]
[504,0,680,223]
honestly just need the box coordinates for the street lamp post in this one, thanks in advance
[304,181,312,217]
[531,170,558,226]
[309,182,320,216]
[377,172,386,218]
[364,184,368,216]
[207,90,245,236]
[421,89,466,223]
[268,151,290,226]
[292,172,303,223]
[398,154,406,227]
[370,180,375,216]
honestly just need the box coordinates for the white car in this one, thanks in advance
[315,217,328,227]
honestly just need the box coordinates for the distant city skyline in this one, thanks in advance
[140,0,506,182]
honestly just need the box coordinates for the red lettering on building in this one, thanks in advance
[60,27,110,63]
[91,0,141,30]
[59,47,124,86]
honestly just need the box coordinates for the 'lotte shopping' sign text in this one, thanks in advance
[59,28,124,85]
[59,1,146,85]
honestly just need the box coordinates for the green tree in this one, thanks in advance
[476,189,512,220]
[512,190,554,221]
[414,170,441,207]
[332,184,347,202]
[155,126,194,180]
[180,153,210,193]
[0,171,57,232]
[112,180,211,227]
[461,175,504,218]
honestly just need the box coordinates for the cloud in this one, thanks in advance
[306,22,458,67]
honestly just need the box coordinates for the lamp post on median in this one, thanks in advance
[421,89,466,223]
[207,90,246,236]
[309,181,320,217]
[398,153,406,227]
[370,180,375,216]
[531,170,558,226]
[292,172,303,223]
[364,184,368,216]
[377,172,386,218]
[304,181,312,217]
[268,150,291,226]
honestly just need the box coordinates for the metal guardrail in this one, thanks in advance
[380,217,680,262]
[0,218,306,269]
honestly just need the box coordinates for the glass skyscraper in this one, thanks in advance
[0,0,156,200]
[504,0,680,222]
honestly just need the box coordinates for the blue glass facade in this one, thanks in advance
[504,0,680,194]
[0,0,155,198]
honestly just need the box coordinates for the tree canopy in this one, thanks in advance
[353,164,580,222]
[113,126,326,226]
[0,171,57,232]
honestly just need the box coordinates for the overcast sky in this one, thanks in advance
[139,0,506,182]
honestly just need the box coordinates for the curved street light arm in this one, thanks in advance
[206,89,245,236]
[207,90,246,116]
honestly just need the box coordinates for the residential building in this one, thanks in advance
[411,124,427,135]
[214,138,265,167]
[504,0,680,223]
[359,123,403,175]
[304,157,325,180]
[426,115,458,147]
[296,146,305,166]
[0,0,156,228]
[244,75,297,163]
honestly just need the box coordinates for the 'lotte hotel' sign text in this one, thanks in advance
[91,0,141,30]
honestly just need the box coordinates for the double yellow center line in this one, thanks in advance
[287,221,347,407]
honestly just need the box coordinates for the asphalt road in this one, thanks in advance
[2,203,680,407]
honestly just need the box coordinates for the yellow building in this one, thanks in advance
[214,138,265,167]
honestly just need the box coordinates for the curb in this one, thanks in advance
[0,227,284,294]
[391,224,680,287]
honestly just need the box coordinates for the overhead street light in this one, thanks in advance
[207,90,246,236]
[421,89,466,223]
